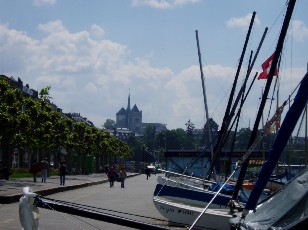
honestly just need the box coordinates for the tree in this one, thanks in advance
[144,125,156,150]
[185,119,195,135]
[0,79,24,167]
[185,119,196,149]
[103,119,115,129]
[0,79,132,171]
[235,128,252,150]
[202,118,219,149]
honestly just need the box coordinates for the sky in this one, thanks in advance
[0,0,307,132]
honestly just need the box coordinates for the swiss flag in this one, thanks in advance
[257,53,278,80]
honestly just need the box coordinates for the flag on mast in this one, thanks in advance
[258,53,279,80]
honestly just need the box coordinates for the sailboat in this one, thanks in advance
[230,71,308,229]
[153,1,299,229]
[153,70,308,230]
[153,9,265,207]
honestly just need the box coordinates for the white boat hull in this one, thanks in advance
[153,196,235,229]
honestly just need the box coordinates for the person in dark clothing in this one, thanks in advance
[145,167,151,180]
[105,165,109,174]
[119,168,127,188]
[40,158,49,183]
[30,160,40,182]
[107,166,117,187]
[59,161,67,186]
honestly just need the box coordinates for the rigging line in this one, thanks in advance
[157,146,214,191]
[225,51,255,180]
[268,1,288,34]
[41,200,90,230]
[233,0,297,200]
[293,108,306,142]
[265,66,280,124]
[214,65,260,160]
[222,27,268,162]
[261,2,288,59]
[201,57,232,109]
[38,198,172,230]
[207,12,257,180]
[40,197,169,223]
[155,165,178,197]
[189,164,239,230]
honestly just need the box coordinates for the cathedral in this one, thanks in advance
[116,93,142,133]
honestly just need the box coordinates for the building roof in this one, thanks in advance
[131,104,139,112]
[116,107,127,115]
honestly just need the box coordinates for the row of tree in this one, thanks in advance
[0,78,132,170]
[111,117,306,166]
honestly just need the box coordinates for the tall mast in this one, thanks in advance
[195,30,216,180]
[232,0,297,200]
[207,12,256,180]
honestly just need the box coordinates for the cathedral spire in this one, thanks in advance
[127,89,131,111]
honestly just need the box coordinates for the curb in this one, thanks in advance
[0,174,140,204]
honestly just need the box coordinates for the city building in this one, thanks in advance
[116,93,142,133]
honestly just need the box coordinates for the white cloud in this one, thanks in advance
[84,82,98,93]
[0,20,305,130]
[131,0,201,9]
[0,22,179,127]
[38,20,66,33]
[290,20,308,42]
[90,24,105,39]
[33,0,56,6]
[226,13,260,29]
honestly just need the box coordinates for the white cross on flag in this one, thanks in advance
[258,53,279,80]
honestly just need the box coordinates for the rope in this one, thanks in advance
[41,199,97,230]
[40,197,169,224]
[187,101,287,229]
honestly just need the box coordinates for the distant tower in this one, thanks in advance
[116,90,142,133]
[126,89,131,129]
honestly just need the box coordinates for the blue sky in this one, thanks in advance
[0,0,307,132]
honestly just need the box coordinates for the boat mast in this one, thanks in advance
[207,12,256,180]
[195,30,216,181]
[232,0,297,200]
[224,27,268,179]
[245,71,308,211]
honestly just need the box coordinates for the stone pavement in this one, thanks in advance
[0,172,140,204]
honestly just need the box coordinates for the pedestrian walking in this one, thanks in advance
[59,161,67,185]
[145,167,150,180]
[105,165,109,174]
[40,158,49,183]
[29,160,40,182]
[107,166,117,187]
[119,168,127,188]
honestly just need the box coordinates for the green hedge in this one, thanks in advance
[10,167,59,179]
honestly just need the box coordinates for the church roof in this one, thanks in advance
[131,104,140,112]
[116,107,126,115]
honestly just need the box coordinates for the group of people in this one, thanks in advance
[107,166,127,188]
[30,158,67,185]
[29,158,49,183]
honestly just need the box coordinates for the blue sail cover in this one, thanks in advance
[245,72,308,211]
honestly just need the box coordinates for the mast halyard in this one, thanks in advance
[207,11,257,180]
[232,0,297,200]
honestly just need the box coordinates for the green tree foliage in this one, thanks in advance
[202,118,219,149]
[0,79,131,168]
[103,119,116,129]
[185,119,197,149]
[0,79,24,166]
[144,125,156,150]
